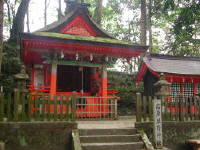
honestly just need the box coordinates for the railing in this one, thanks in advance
[136,93,200,122]
[75,96,118,120]
[28,85,50,94]
[0,90,118,122]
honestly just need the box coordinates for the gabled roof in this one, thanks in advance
[21,5,148,65]
[136,53,200,82]
[36,6,114,38]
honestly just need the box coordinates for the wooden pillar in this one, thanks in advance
[101,66,107,97]
[50,62,57,95]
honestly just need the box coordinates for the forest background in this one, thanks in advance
[0,0,199,115]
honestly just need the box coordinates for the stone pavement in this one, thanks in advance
[77,116,136,129]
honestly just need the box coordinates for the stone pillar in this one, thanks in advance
[153,73,171,148]
[0,142,5,150]
[50,62,57,95]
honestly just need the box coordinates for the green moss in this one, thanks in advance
[34,32,136,45]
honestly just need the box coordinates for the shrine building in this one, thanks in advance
[20,2,148,117]
[136,53,200,100]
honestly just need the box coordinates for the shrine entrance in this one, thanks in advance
[57,65,91,93]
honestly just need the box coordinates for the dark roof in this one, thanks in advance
[143,53,200,75]
[36,6,114,39]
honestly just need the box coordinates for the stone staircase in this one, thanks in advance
[79,128,145,150]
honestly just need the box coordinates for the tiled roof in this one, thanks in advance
[143,53,200,75]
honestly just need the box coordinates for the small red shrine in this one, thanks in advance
[136,53,200,99]
[20,2,148,117]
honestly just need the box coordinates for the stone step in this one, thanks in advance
[81,142,144,150]
[79,128,137,136]
[80,134,141,143]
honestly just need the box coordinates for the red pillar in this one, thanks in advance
[101,66,107,97]
[50,62,57,95]
[101,66,108,115]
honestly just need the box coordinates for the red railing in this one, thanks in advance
[28,85,50,94]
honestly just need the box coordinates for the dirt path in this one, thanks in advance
[77,116,136,129]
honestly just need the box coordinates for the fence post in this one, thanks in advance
[114,98,118,119]
[71,92,77,121]
[136,92,142,122]
[0,141,5,150]
[0,92,4,121]
[14,89,20,121]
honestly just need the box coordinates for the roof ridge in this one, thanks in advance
[148,53,200,61]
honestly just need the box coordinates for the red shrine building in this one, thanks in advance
[136,53,200,100]
[20,3,148,117]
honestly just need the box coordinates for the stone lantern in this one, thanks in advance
[14,65,29,92]
[154,73,171,98]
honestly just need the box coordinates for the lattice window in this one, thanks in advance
[170,83,181,101]
[196,84,200,95]
[170,82,195,101]
[183,83,193,98]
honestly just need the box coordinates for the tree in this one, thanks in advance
[44,0,51,26]
[58,0,62,20]
[26,5,30,32]
[148,0,152,52]
[0,0,3,73]
[140,0,147,45]
[93,0,103,25]
[10,0,31,42]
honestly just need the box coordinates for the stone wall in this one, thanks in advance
[135,121,200,150]
[0,122,77,150]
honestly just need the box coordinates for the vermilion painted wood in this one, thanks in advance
[59,16,97,36]
[22,40,143,65]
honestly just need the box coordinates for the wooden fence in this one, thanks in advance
[0,90,75,122]
[0,90,118,122]
[136,93,200,122]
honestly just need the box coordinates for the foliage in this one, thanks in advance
[0,42,21,93]
[108,71,143,115]
[152,0,200,56]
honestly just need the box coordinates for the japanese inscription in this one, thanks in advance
[153,99,163,148]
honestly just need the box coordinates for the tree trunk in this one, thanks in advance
[93,0,103,25]
[10,0,31,42]
[26,6,30,32]
[140,0,147,45]
[5,0,12,31]
[44,0,47,27]
[58,0,62,20]
[0,0,3,73]
[148,0,152,52]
